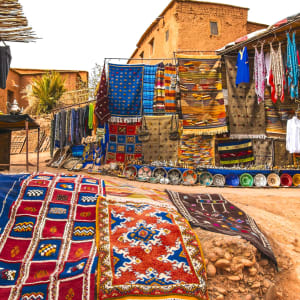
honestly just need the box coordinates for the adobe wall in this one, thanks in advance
[176,2,249,52]
[130,3,179,63]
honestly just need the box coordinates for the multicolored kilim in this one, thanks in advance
[143,65,158,114]
[217,139,254,165]
[153,64,165,113]
[179,133,215,167]
[177,55,227,135]
[108,64,144,117]
[96,198,209,300]
[0,172,102,299]
[166,191,277,267]
[164,65,177,113]
[106,121,142,164]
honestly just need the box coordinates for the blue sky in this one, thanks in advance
[9,0,299,73]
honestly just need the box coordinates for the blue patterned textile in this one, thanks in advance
[143,65,158,114]
[108,64,144,116]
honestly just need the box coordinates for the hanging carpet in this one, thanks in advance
[179,133,215,167]
[108,63,144,117]
[164,65,177,113]
[142,65,158,114]
[274,140,294,167]
[177,54,227,135]
[224,55,266,139]
[166,190,277,267]
[217,139,254,166]
[141,115,179,163]
[0,172,103,299]
[106,120,142,164]
[96,198,209,300]
[252,139,273,168]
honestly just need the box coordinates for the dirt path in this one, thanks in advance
[3,152,300,299]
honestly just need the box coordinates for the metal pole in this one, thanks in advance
[25,120,29,172]
[37,127,40,172]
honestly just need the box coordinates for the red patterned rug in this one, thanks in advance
[96,198,209,300]
[0,172,103,299]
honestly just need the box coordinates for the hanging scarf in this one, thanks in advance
[254,45,266,103]
[50,118,55,157]
[153,63,165,112]
[88,103,94,129]
[70,108,76,145]
[269,43,285,103]
[286,32,299,99]
[94,66,110,124]
[59,109,67,149]
[66,109,71,145]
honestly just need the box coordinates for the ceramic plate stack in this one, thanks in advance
[182,169,198,185]
[292,174,300,187]
[212,174,225,187]
[280,173,292,187]
[253,173,267,187]
[239,173,254,187]
[225,174,240,187]
[267,173,280,187]
[123,165,137,180]
[198,171,213,186]
[167,168,182,185]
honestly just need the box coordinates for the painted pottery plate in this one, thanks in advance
[198,172,213,186]
[253,173,267,187]
[137,166,152,179]
[292,174,300,186]
[182,170,197,185]
[267,173,280,187]
[280,173,292,187]
[212,174,225,186]
[123,165,137,179]
[225,174,240,186]
[239,173,254,187]
[167,168,182,185]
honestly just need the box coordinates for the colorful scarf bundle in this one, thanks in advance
[177,55,228,135]
[164,65,177,113]
[94,67,111,125]
[108,63,144,117]
[166,190,277,267]
[142,64,158,114]
[217,139,254,165]
[153,63,165,113]
[106,120,142,164]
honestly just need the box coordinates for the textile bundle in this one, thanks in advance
[96,198,209,300]
[217,139,254,165]
[179,133,215,167]
[166,190,277,267]
[177,55,227,135]
[142,65,158,114]
[108,64,144,117]
[141,115,179,163]
[225,56,266,139]
[106,120,142,164]
[252,139,273,167]
[0,173,103,299]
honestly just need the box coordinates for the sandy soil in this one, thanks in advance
[3,152,300,300]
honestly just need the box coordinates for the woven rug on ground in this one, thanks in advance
[217,139,254,166]
[264,87,297,138]
[106,120,142,164]
[142,115,179,163]
[252,139,273,168]
[166,190,277,267]
[143,65,158,114]
[96,198,208,300]
[108,63,144,117]
[179,133,215,167]
[224,55,266,139]
[0,172,103,299]
[177,55,227,135]
[274,140,294,167]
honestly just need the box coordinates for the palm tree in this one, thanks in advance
[31,71,66,114]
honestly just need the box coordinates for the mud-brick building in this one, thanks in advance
[129,0,267,62]
[0,68,88,113]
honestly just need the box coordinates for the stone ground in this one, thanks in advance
[3,152,300,300]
